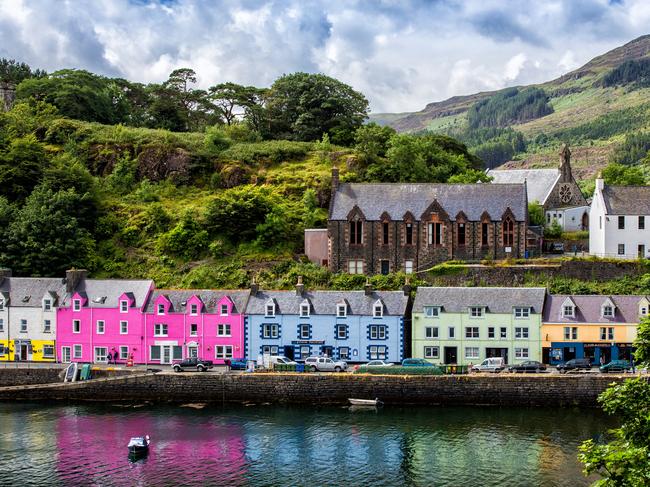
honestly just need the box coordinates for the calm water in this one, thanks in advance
[0,402,614,487]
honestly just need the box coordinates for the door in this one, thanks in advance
[321,346,333,357]
[380,260,390,275]
[61,347,71,363]
[162,345,172,364]
[187,346,198,358]
[639,245,646,259]
[542,347,550,364]
[283,346,295,361]
[444,346,457,364]
[20,344,28,361]
[94,347,108,363]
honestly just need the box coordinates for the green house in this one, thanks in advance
[412,287,546,365]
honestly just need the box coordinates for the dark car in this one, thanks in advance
[401,358,434,367]
[549,242,565,254]
[225,358,248,371]
[556,358,592,373]
[172,357,214,372]
[508,361,547,373]
[599,359,632,373]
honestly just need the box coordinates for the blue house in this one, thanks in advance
[245,279,410,363]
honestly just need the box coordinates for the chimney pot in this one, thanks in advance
[296,275,305,296]
[364,278,373,296]
[331,166,340,191]
[250,276,259,296]
[65,269,88,294]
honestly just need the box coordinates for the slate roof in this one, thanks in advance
[145,290,250,314]
[413,287,547,314]
[602,186,650,215]
[329,183,527,221]
[246,290,409,316]
[487,168,559,205]
[543,295,647,324]
[0,277,67,307]
[62,279,153,308]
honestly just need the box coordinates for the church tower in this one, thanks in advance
[559,144,573,183]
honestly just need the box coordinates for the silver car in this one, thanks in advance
[364,360,394,367]
[304,356,348,372]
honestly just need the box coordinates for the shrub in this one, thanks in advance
[156,211,209,259]
[219,140,313,165]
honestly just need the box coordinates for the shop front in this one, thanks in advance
[548,342,635,365]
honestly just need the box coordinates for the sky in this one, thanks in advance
[1,0,650,113]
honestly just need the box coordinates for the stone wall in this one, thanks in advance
[0,372,634,407]
[0,367,141,387]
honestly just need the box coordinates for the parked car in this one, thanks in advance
[364,360,394,367]
[508,361,546,373]
[599,359,632,373]
[172,357,214,372]
[269,356,298,366]
[225,358,248,370]
[471,357,506,373]
[548,242,565,254]
[401,358,434,367]
[556,358,592,373]
[304,356,348,372]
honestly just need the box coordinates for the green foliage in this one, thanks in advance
[601,162,647,185]
[454,127,527,169]
[602,58,650,88]
[354,122,396,163]
[203,125,232,155]
[219,140,313,165]
[468,87,553,129]
[634,316,650,365]
[156,211,209,260]
[611,131,650,166]
[355,366,444,375]
[578,377,650,486]
[103,156,138,194]
[447,169,492,183]
[561,230,590,241]
[0,134,48,201]
[528,201,545,226]
[553,104,650,142]
[0,58,43,84]
[544,220,563,238]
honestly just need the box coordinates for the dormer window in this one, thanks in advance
[157,303,165,315]
[73,300,81,312]
[514,307,530,318]
[266,301,275,317]
[641,305,648,317]
[43,299,52,312]
[562,305,575,318]
[337,303,347,317]
[373,300,383,318]
[120,300,128,313]
[190,303,198,315]
[220,304,228,316]
[470,307,483,318]
[0,299,5,311]
[602,305,614,318]
[424,306,440,318]
[300,301,310,317]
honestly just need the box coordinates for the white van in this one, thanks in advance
[471,357,506,373]
[268,356,298,366]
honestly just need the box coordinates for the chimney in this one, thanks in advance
[65,269,88,294]
[250,276,259,296]
[331,166,340,191]
[402,276,412,296]
[364,278,373,296]
[295,275,305,296]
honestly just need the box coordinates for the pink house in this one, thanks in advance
[143,290,249,365]
[56,271,154,364]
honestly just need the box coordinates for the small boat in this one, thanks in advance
[127,435,150,456]
[348,398,383,407]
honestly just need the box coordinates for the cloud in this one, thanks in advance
[0,0,648,113]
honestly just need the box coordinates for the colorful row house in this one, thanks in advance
[542,295,647,365]
[246,280,410,363]
[412,287,546,366]
[0,271,65,362]
[144,290,248,365]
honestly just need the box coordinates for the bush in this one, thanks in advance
[157,211,209,259]
[219,140,313,165]
[544,221,562,238]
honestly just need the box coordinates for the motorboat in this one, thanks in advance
[348,398,383,407]
[127,435,150,456]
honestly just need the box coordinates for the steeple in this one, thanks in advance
[559,144,572,182]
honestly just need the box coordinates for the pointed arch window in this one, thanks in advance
[349,219,363,245]
[503,218,514,247]
[382,221,389,245]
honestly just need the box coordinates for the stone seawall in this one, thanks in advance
[0,367,140,387]
[0,372,632,407]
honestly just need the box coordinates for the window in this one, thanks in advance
[618,216,625,230]
[382,221,389,245]
[562,305,574,318]
[73,300,81,312]
[349,220,363,245]
[515,327,529,339]
[425,327,439,339]
[500,327,507,339]
[190,323,198,336]
[217,324,231,336]
[61,346,71,362]
[94,347,108,363]
[300,345,311,358]
[465,327,479,339]
[173,346,182,360]
[502,218,514,246]
[154,323,168,337]
[299,324,310,339]
[120,300,128,313]
[600,327,614,340]
[20,319,27,333]
[424,306,440,318]
[618,244,625,255]
[266,302,275,317]
[337,304,347,317]
[157,303,165,315]
[0,299,3,311]
[120,346,129,360]
[465,347,479,359]
[405,260,413,274]
[190,304,198,315]
[602,306,614,318]
[220,304,228,316]
[369,345,387,360]
[120,321,128,334]
[369,325,386,340]
[215,346,233,359]
[515,348,529,359]
[639,216,645,230]
[488,327,495,339]
[339,347,350,360]
[457,223,466,246]
[381,260,390,275]
[641,305,648,317]
[563,327,578,340]
[514,307,530,318]
[405,222,413,245]
[374,303,383,317]
[96,320,105,334]
[0,345,5,356]
[481,222,489,246]
[0,318,4,332]
[424,346,439,359]
[262,345,279,355]
[73,320,81,333]
[348,260,364,274]
[150,346,161,360]
[42,345,54,359]
[43,320,51,333]
[427,222,442,245]
[470,307,483,318]
[43,299,52,311]
[73,344,82,359]
[448,327,455,339]
[336,324,347,339]
[262,324,280,339]
[300,303,310,317]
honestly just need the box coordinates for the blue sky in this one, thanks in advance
[0,0,649,112]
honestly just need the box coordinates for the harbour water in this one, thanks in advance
[0,403,614,486]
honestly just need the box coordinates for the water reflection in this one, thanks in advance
[0,403,614,487]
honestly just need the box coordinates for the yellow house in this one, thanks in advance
[542,295,647,365]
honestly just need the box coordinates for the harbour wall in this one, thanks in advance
[0,372,635,407]
[0,367,139,387]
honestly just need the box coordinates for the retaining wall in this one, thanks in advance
[0,367,140,387]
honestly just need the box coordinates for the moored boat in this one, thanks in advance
[348,398,383,407]
[127,435,150,456]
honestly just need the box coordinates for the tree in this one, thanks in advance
[354,122,396,163]
[447,169,493,184]
[0,58,44,84]
[635,316,650,365]
[163,68,214,131]
[0,134,48,201]
[209,82,264,126]
[601,163,646,185]
[528,201,545,226]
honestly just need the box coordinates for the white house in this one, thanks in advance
[590,178,650,259]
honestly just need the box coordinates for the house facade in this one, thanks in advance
[0,271,65,362]
[589,178,650,259]
[327,168,528,275]
[488,145,589,231]
[143,290,249,365]
[542,294,646,365]
[246,280,410,363]
[56,271,154,363]
[412,287,546,366]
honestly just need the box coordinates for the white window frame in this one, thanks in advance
[488,327,495,339]
[265,302,275,317]
[73,299,81,312]
[215,345,233,359]
[465,347,479,359]
[262,345,279,355]
[262,324,279,339]
[373,301,383,318]
[348,260,363,274]
[424,346,439,359]
[0,318,4,332]
[217,324,231,337]
[515,348,529,359]
[300,303,310,317]
[448,327,455,339]
[190,323,198,337]
[154,323,168,337]
[563,326,578,340]
[470,307,483,318]
[61,346,71,362]
[602,306,614,318]
[337,304,347,317]
[600,327,614,340]
[73,319,81,334]
[157,303,165,315]
[43,320,51,333]
[120,320,128,334]
[43,299,52,312]
[120,300,128,313]
[73,344,82,359]
[94,347,108,363]
[369,345,387,360]
[514,307,530,318]
[500,327,507,339]
[465,327,479,339]
[96,320,105,334]
[20,319,27,333]
[425,326,439,339]
[514,327,529,339]
[405,260,413,274]
[190,303,198,315]
[220,304,228,316]
[562,305,575,318]
[299,324,310,339]
[424,306,440,318]
[120,346,129,360]
[338,347,350,360]
[42,344,55,359]
[0,300,4,311]
[369,325,386,340]
[336,324,347,339]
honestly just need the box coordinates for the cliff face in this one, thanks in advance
[0,82,15,111]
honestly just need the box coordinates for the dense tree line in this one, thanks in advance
[467,87,553,129]
[451,127,526,169]
[602,58,650,87]
[553,104,650,143]
[611,131,650,165]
